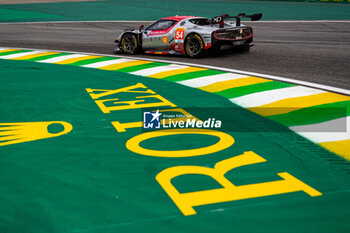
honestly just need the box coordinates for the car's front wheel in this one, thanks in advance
[121,33,139,55]
[184,34,206,58]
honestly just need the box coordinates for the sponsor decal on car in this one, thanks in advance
[148,29,170,36]
[175,27,185,42]
[162,36,168,44]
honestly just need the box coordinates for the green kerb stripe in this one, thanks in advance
[216,81,296,99]
[163,69,227,82]
[117,62,169,73]
[0,50,32,56]
[26,53,71,61]
[70,56,119,66]
[268,100,350,127]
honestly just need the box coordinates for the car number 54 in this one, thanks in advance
[175,28,185,41]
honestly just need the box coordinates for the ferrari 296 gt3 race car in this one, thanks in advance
[114,13,262,58]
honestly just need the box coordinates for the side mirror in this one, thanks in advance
[139,24,144,31]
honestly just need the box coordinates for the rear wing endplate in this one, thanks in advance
[211,13,262,28]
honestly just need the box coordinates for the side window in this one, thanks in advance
[146,20,177,30]
[189,18,211,26]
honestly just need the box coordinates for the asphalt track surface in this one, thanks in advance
[0,21,349,90]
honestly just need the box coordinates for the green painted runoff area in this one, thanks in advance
[0,59,349,233]
[0,0,349,22]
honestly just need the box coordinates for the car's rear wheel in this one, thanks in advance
[121,33,139,55]
[184,34,206,58]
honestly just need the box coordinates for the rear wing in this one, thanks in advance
[211,13,262,28]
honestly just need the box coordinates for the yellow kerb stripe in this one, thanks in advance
[55,55,102,64]
[99,60,153,70]
[148,67,207,79]
[199,76,271,93]
[319,139,350,161]
[0,49,19,53]
[249,92,350,116]
[10,52,60,60]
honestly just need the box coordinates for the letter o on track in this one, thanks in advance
[126,129,234,157]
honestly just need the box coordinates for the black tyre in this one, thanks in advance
[184,34,206,58]
[121,33,139,55]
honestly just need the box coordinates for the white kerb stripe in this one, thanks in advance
[82,58,134,68]
[130,64,189,76]
[291,116,350,143]
[0,50,43,59]
[230,86,326,108]
[178,73,248,88]
[0,47,13,51]
[39,54,88,63]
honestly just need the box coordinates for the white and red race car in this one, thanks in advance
[114,13,262,58]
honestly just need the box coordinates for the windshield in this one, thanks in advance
[146,20,177,30]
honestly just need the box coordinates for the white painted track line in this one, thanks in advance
[82,58,133,68]
[130,64,189,76]
[291,116,350,143]
[230,86,326,108]
[1,46,349,96]
[0,47,15,51]
[178,73,248,88]
[38,54,88,63]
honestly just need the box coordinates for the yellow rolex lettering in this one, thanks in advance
[86,83,155,100]
[156,151,322,216]
[126,129,234,157]
[94,94,177,113]
[95,98,142,113]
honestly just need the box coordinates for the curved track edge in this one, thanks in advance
[1,46,349,160]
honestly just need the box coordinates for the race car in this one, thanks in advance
[114,13,262,58]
